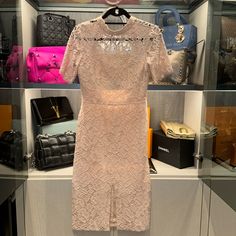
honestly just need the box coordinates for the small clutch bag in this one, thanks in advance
[31,96,74,126]
[34,131,76,170]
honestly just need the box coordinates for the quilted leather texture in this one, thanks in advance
[0,130,24,170]
[34,132,76,170]
[37,14,75,46]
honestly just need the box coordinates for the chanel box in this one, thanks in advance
[152,130,195,169]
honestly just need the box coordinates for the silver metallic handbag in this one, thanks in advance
[167,49,188,84]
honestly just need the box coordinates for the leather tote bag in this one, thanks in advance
[155,6,197,51]
[26,46,67,84]
[31,96,74,126]
[34,131,76,170]
[37,13,75,46]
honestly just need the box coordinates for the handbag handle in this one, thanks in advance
[179,127,188,134]
[44,13,70,21]
[162,13,188,26]
[155,6,181,26]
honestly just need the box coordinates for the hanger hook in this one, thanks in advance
[105,0,122,6]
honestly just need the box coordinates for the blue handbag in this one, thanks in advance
[155,6,197,51]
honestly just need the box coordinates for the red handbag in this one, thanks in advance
[26,46,67,84]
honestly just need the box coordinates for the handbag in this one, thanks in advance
[26,46,67,84]
[6,45,23,82]
[155,6,197,52]
[0,130,25,170]
[34,131,76,170]
[37,13,75,46]
[31,96,74,126]
[160,120,196,140]
[166,49,188,84]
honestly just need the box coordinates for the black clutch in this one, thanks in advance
[0,130,25,170]
[36,13,75,46]
[31,96,74,126]
[34,131,76,170]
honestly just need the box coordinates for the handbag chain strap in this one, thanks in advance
[45,13,70,21]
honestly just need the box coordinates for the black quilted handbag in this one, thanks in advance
[34,131,76,170]
[36,13,76,46]
[0,130,25,170]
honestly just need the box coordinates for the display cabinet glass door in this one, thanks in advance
[200,1,236,236]
[0,1,26,236]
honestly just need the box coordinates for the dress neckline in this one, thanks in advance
[97,15,135,35]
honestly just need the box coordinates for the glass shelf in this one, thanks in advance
[0,83,204,90]
[22,0,206,12]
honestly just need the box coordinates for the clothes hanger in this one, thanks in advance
[102,6,130,20]
[102,5,131,25]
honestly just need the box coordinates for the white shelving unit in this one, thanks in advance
[3,1,236,236]
[18,1,209,235]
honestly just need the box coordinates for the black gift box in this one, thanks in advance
[152,130,195,169]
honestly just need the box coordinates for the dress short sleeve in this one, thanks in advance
[60,26,81,83]
[147,27,173,84]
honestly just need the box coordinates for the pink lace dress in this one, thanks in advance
[60,15,172,232]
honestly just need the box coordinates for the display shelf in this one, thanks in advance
[25,0,206,12]
[27,158,198,179]
[0,164,27,179]
[0,83,204,90]
[24,82,80,89]
[0,83,23,89]
[217,84,236,90]
[148,84,204,90]
[202,159,236,178]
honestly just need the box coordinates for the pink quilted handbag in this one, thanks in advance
[6,45,23,82]
[26,46,67,84]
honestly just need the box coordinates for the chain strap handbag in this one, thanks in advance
[37,13,76,46]
[34,131,76,170]
[31,96,74,126]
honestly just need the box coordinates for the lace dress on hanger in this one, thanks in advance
[60,15,173,232]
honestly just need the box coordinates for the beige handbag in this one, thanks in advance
[160,120,196,140]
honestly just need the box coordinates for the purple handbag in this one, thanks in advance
[26,46,67,84]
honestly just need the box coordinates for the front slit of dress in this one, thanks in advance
[110,184,117,229]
